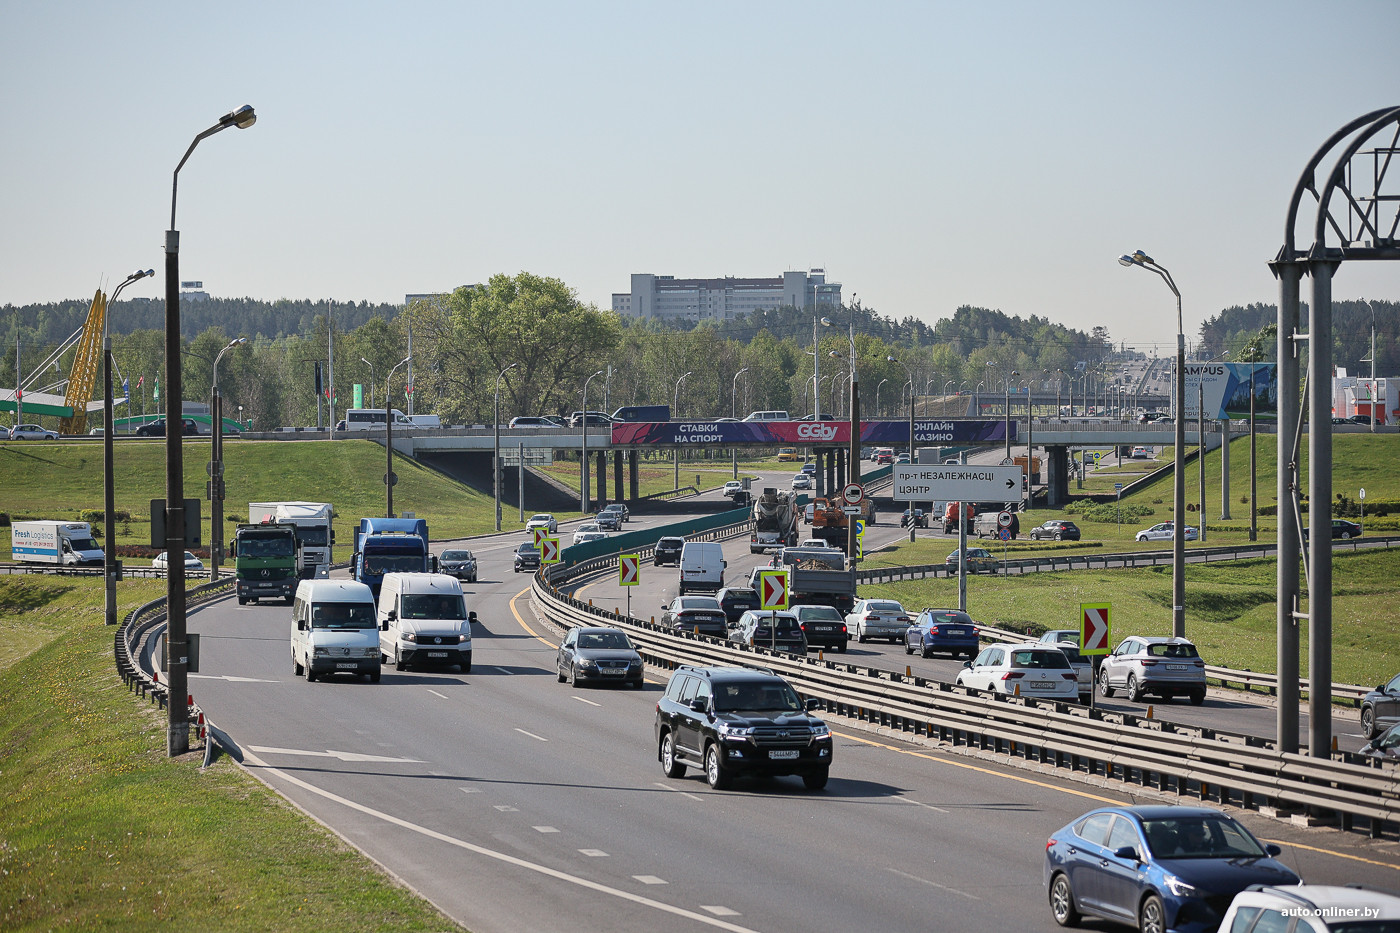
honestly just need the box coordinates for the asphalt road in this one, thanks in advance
[187,474,1399,932]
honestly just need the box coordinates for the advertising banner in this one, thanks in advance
[610,419,1012,446]
[1184,363,1277,420]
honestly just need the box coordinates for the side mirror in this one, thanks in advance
[1112,846,1139,862]
[688,697,707,712]
[962,659,974,668]
[330,531,336,543]
[1265,844,1282,856]
[805,698,820,711]
[380,621,388,631]
[297,620,307,631]
[468,611,477,623]
[430,556,439,572]
[387,609,397,621]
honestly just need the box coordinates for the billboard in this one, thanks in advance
[1184,362,1277,421]
[610,419,1013,446]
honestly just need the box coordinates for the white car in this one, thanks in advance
[797,538,833,549]
[722,480,744,498]
[526,513,558,535]
[8,423,58,440]
[956,643,1079,699]
[845,599,912,644]
[1219,885,1400,933]
[1131,445,1152,459]
[151,550,204,572]
[571,523,607,546]
[1135,522,1197,542]
[791,474,813,490]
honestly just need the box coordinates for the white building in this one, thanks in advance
[1332,368,1396,424]
[612,269,841,322]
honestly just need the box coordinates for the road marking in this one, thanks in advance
[494,805,519,812]
[887,867,981,899]
[702,906,741,916]
[579,849,609,857]
[574,696,602,707]
[653,781,704,802]
[533,826,559,833]
[515,728,548,742]
[460,788,480,794]
[492,666,512,674]
[633,875,667,885]
[189,674,279,683]
[896,796,949,814]
[427,689,449,700]
[246,746,422,763]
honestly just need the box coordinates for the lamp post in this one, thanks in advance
[875,378,888,418]
[823,317,860,559]
[209,336,247,582]
[673,371,691,491]
[162,104,256,757]
[889,355,916,540]
[1120,249,1186,638]
[493,362,517,531]
[103,268,154,628]
[384,356,411,517]
[581,369,604,511]
[1360,298,1378,431]
[1004,370,1019,462]
[359,357,376,409]
[731,367,748,479]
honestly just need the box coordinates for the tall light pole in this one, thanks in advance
[1004,369,1019,461]
[493,362,517,531]
[359,357,376,409]
[889,354,916,540]
[731,367,748,479]
[875,378,888,419]
[673,371,691,491]
[104,268,154,628]
[384,356,410,517]
[162,104,256,757]
[1360,298,1378,431]
[1120,249,1186,638]
[581,369,604,511]
[209,336,247,582]
[823,317,860,559]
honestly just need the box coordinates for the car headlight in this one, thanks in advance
[1163,875,1197,897]
[362,647,380,658]
[716,721,755,737]
[313,647,330,657]
[579,659,599,669]
[810,723,830,739]
[402,632,417,643]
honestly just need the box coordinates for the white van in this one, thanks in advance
[678,541,726,595]
[377,572,476,672]
[742,410,790,422]
[290,580,381,683]
[407,413,442,429]
[343,408,414,431]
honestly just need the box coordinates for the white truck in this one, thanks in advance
[247,501,335,579]
[750,487,798,554]
[11,521,104,566]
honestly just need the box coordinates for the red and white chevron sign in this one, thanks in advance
[758,570,789,610]
[1080,603,1111,655]
[541,536,561,564]
[619,554,640,587]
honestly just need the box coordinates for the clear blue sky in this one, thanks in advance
[3,1,1397,352]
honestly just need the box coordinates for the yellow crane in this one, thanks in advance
[58,289,107,435]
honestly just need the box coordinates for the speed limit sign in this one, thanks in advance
[997,511,1013,529]
[842,483,863,506]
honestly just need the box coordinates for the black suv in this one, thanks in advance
[136,418,200,436]
[1028,519,1081,541]
[655,665,833,791]
[653,536,684,566]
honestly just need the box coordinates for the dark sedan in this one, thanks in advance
[513,542,542,573]
[593,510,621,531]
[1361,672,1400,739]
[1045,805,1298,933]
[904,608,980,659]
[556,626,644,688]
[715,586,761,624]
[136,418,199,436]
[792,604,849,652]
[439,548,477,583]
[660,596,728,637]
[1302,519,1363,541]
[1028,519,1081,541]
[653,536,684,566]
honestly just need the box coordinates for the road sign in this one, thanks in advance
[842,505,862,515]
[541,536,561,564]
[758,570,789,610]
[619,554,640,587]
[1080,603,1111,655]
[998,528,1011,541]
[854,520,866,538]
[891,464,1023,502]
[842,482,863,506]
[1114,483,1123,492]
[532,527,547,546]
[997,511,1013,529]
[1000,456,1015,465]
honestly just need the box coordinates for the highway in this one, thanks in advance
[186,470,1399,933]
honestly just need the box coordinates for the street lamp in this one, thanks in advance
[384,356,411,517]
[731,367,749,420]
[888,354,917,540]
[875,378,888,418]
[673,371,691,490]
[1004,369,1019,461]
[1120,249,1186,638]
[359,357,376,409]
[209,336,247,582]
[822,317,860,558]
[493,362,517,531]
[581,369,604,511]
[162,103,256,757]
[1360,298,1378,432]
[103,268,154,628]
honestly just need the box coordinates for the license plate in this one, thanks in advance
[603,669,625,676]
[1167,664,1187,671]
[336,662,357,669]
[1027,681,1054,689]
[427,651,448,658]
[946,629,966,635]
[770,750,799,760]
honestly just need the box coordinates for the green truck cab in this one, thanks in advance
[232,521,299,605]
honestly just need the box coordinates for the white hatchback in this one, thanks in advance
[845,599,912,644]
[956,643,1079,700]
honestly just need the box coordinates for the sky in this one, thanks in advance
[3,1,1398,354]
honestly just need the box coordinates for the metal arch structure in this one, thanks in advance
[59,289,108,435]
[1270,105,1400,759]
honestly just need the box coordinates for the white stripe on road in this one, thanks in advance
[246,746,423,764]
[515,728,549,742]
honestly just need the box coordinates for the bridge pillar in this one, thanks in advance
[1046,445,1070,509]
[613,450,625,504]
[628,450,640,501]
[595,451,608,507]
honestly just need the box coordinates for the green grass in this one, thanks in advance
[0,576,454,932]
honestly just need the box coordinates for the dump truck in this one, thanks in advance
[750,487,798,553]
[748,545,857,614]
[809,496,875,553]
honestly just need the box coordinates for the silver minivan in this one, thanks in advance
[290,580,381,683]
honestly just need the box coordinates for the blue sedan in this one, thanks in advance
[903,608,980,659]
[1044,805,1299,933]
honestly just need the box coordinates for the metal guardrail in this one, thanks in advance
[532,554,1400,836]
[114,576,235,713]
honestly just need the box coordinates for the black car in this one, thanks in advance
[1302,519,1363,541]
[593,510,621,531]
[136,418,199,436]
[1348,414,1374,425]
[1029,519,1081,541]
[655,665,833,790]
[660,596,728,637]
[556,626,644,689]
[439,548,477,582]
[791,604,849,652]
[653,536,684,566]
[1361,672,1400,739]
[513,542,542,573]
[900,509,928,528]
[715,586,761,624]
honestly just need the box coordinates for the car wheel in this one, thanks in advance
[394,651,405,672]
[1048,872,1080,927]
[1054,532,1063,541]
[704,744,731,790]
[569,664,580,688]
[237,596,247,605]
[1139,893,1165,933]
[1098,668,1114,698]
[857,631,866,644]
[802,768,829,791]
[837,641,847,653]
[922,646,932,659]
[1341,531,1352,539]
[293,655,302,676]
[1361,706,1377,738]
[303,658,315,682]
[556,660,566,683]
[904,641,914,655]
[369,670,381,684]
[1189,688,1206,706]
[660,732,685,778]
[1127,674,1143,703]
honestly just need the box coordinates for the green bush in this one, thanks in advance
[78,508,132,523]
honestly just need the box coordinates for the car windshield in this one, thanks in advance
[678,598,719,610]
[295,527,329,547]
[723,592,759,606]
[1141,816,1266,859]
[578,631,633,650]
[311,602,376,630]
[658,538,683,548]
[401,594,465,620]
[1147,642,1199,659]
[925,610,973,625]
[529,515,551,523]
[442,550,473,561]
[713,680,804,712]
[366,554,425,574]
[797,606,843,621]
[517,544,539,555]
[1008,649,1070,669]
[867,601,902,612]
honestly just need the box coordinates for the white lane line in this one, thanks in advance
[579,849,609,857]
[653,781,704,802]
[703,906,741,916]
[886,867,981,900]
[460,788,480,794]
[492,666,512,674]
[515,728,549,742]
[246,746,422,763]
[896,796,949,814]
[427,689,449,700]
[494,805,519,812]
[534,826,559,834]
[633,875,667,885]
[189,674,279,683]
[573,696,603,707]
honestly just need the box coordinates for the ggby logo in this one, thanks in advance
[796,423,839,439]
